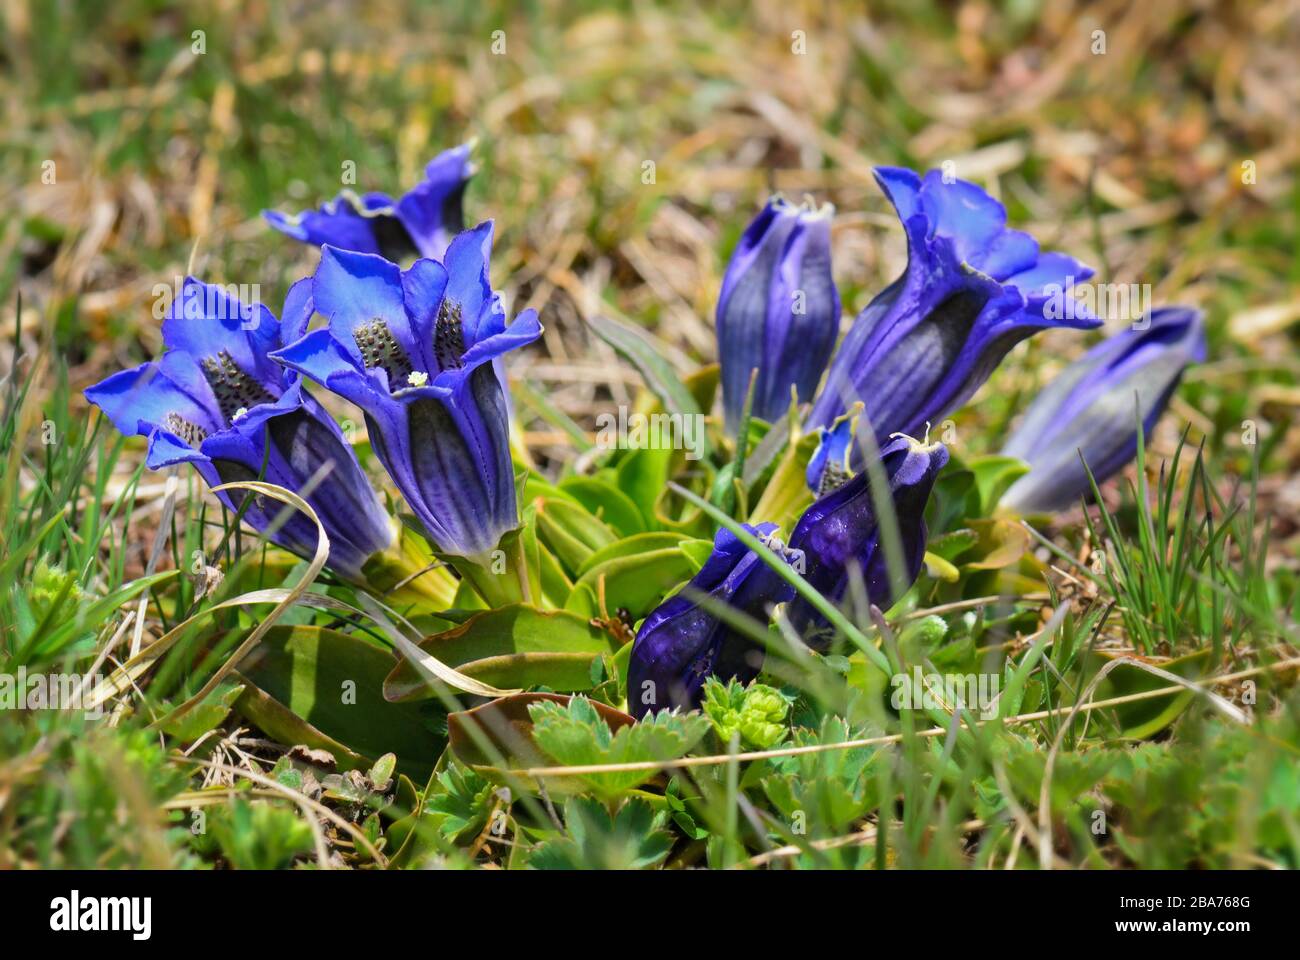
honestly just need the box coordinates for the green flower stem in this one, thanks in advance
[444,528,533,608]
[361,527,459,610]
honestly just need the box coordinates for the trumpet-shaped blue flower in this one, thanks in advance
[264,144,474,261]
[1000,306,1206,513]
[85,278,393,579]
[808,167,1101,453]
[785,434,948,647]
[628,523,796,718]
[718,197,840,432]
[271,221,542,562]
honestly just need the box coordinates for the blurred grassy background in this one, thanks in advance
[3,0,1298,543]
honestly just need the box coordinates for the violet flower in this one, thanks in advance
[808,167,1101,455]
[627,523,795,717]
[785,434,948,648]
[271,221,541,563]
[264,144,473,261]
[85,278,393,580]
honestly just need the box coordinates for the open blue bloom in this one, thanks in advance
[999,306,1206,514]
[808,167,1101,454]
[628,523,796,718]
[85,278,393,580]
[806,408,857,497]
[717,197,840,432]
[271,221,542,562]
[785,435,948,648]
[263,144,474,262]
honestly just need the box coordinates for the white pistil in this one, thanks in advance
[407,370,429,388]
[234,406,248,420]
[889,422,945,454]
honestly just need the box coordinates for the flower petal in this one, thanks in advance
[161,277,283,388]
[440,220,496,346]
[263,192,399,257]
[85,361,219,444]
[313,245,424,376]
[393,143,474,260]
[271,329,381,411]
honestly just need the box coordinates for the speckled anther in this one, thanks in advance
[816,458,852,497]
[200,350,276,423]
[434,299,465,370]
[355,319,416,387]
[164,412,208,449]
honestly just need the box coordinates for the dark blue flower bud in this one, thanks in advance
[785,434,948,648]
[717,197,840,432]
[628,523,796,718]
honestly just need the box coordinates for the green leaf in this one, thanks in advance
[234,625,444,779]
[968,454,1030,515]
[702,677,791,749]
[924,466,978,536]
[384,604,619,702]
[159,681,244,745]
[208,798,315,870]
[234,680,368,771]
[616,446,674,530]
[682,363,720,413]
[762,717,882,832]
[528,696,710,802]
[529,796,673,870]
[922,550,961,582]
[926,528,979,563]
[446,692,639,786]
[559,477,646,537]
[565,540,708,621]
[1079,648,1213,739]
[587,313,702,421]
[534,497,617,575]
[577,532,688,576]
[367,752,397,792]
[424,762,494,842]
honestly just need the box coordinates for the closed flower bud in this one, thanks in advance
[1000,306,1206,513]
[785,434,948,648]
[628,523,796,718]
[717,197,840,432]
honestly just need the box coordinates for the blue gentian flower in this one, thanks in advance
[85,278,394,580]
[785,434,948,648]
[808,167,1102,452]
[805,409,857,496]
[1000,306,1206,513]
[263,144,473,261]
[271,221,542,563]
[717,197,840,432]
[627,522,796,718]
